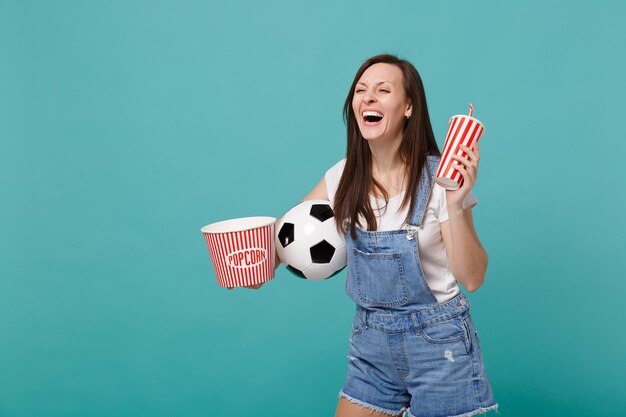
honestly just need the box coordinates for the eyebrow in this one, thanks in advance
[356,81,394,86]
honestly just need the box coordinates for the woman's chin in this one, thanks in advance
[361,132,391,142]
[359,129,384,141]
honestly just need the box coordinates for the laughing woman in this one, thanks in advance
[301,54,498,417]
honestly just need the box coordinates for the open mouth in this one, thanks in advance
[362,111,384,126]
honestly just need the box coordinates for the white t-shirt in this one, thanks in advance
[325,159,478,304]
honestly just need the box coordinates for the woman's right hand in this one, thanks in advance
[227,283,263,290]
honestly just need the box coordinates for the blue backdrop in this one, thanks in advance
[1,1,625,416]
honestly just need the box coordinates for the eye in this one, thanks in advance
[379,89,390,93]
[355,89,364,93]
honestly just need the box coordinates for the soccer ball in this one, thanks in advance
[276,200,347,280]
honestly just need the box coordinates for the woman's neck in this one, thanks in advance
[368,134,406,198]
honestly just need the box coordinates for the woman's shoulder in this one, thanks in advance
[325,158,346,181]
[327,158,346,174]
[324,158,346,202]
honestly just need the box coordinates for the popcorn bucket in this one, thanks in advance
[436,104,485,190]
[201,216,276,288]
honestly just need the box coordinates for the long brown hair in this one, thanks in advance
[334,54,440,238]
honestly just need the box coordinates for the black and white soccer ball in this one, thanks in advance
[275,200,347,280]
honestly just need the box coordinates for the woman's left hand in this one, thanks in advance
[446,143,480,208]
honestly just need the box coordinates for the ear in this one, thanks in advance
[405,102,413,118]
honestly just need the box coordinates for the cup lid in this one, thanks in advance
[201,216,276,234]
[448,114,485,131]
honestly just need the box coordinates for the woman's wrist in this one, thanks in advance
[447,202,465,216]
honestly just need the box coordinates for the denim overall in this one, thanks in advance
[339,155,497,417]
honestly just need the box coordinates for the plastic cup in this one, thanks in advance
[436,104,485,190]
[201,216,276,288]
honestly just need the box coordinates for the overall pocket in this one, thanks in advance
[420,314,472,355]
[351,248,408,307]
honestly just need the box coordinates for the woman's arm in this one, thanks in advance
[230,176,329,290]
[440,207,488,292]
[439,143,488,292]
[301,176,329,201]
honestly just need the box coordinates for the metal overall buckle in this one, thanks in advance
[406,225,419,240]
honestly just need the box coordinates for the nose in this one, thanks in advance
[364,90,377,103]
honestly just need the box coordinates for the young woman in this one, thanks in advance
[239,54,497,417]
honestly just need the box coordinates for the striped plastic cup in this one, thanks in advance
[436,104,485,190]
[201,216,276,288]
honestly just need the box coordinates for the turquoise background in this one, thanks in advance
[1,1,625,416]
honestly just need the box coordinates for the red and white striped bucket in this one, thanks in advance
[201,216,276,288]
[436,104,485,190]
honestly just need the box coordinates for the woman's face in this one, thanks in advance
[352,63,412,142]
